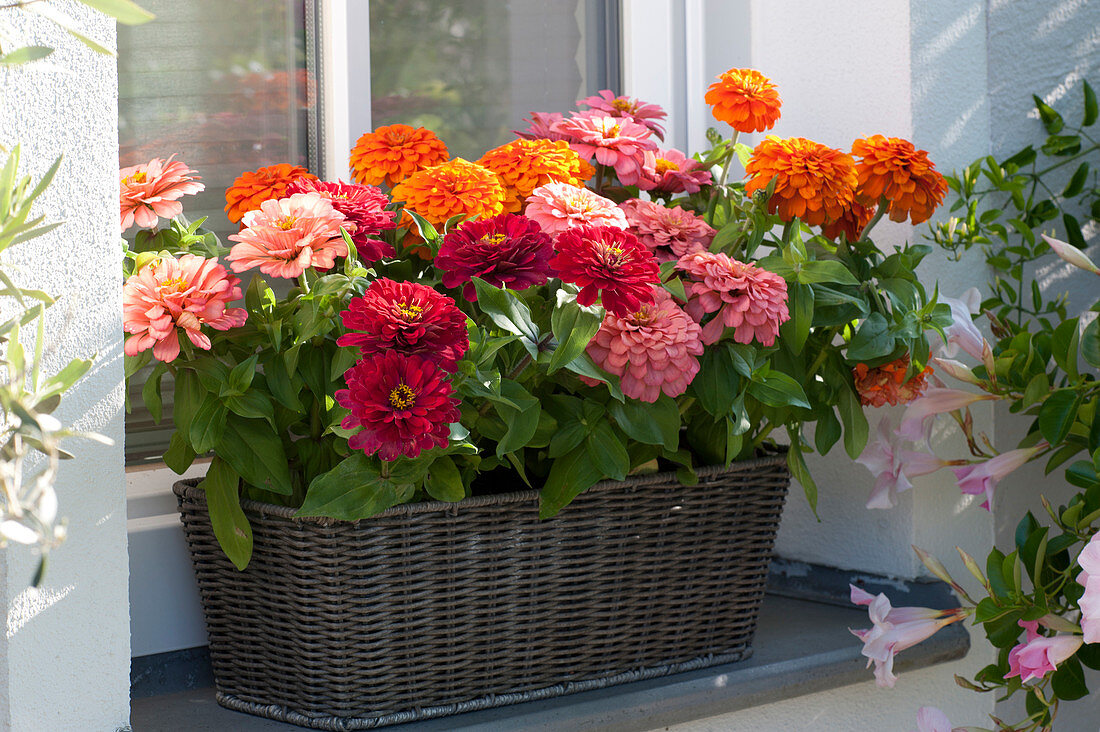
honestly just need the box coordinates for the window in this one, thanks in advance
[120,0,620,465]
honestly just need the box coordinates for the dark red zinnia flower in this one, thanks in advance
[336,351,461,461]
[549,225,660,317]
[337,278,469,371]
[288,178,397,262]
[436,213,553,301]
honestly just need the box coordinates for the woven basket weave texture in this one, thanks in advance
[174,453,789,730]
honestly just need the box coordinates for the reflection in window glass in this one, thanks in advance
[369,0,619,159]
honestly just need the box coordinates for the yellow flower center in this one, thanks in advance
[594,242,625,268]
[655,158,679,174]
[123,171,147,186]
[605,124,622,138]
[276,216,298,231]
[157,276,189,294]
[396,301,423,319]
[481,233,508,248]
[388,383,416,409]
[611,99,635,113]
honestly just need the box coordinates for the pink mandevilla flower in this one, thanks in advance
[677,251,790,346]
[849,585,964,688]
[1006,620,1083,683]
[857,417,951,509]
[523,182,627,237]
[227,192,348,279]
[637,147,713,194]
[1077,534,1100,644]
[577,89,668,140]
[897,386,999,442]
[551,113,657,186]
[938,288,985,361]
[952,443,1046,511]
[620,199,715,262]
[123,254,247,363]
[119,156,205,231]
[1042,233,1100,275]
[913,707,961,732]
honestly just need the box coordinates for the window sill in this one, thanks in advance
[129,568,969,731]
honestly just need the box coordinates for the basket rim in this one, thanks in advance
[173,449,789,525]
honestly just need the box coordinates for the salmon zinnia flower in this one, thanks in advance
[852,355,933,408]
[119,156,204,231]
[550,225,660,317]
[224,163,317,224]
[851,135,948,224]
[744,137,857,227]
[477,138,594,213]
[349,124,449,188]
[391,158,505,230]
[677,251,790,346]
[620,199,714,262]
[586,287,704,403]
[436,214,553,301]
[524,182,627,237]
[337,351,461,461]
[288,178,397,262]
[705,68,782,133]
[123,254,247,363]
[227,192,348,278]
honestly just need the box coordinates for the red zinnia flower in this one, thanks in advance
[436,214,553,301]
[550,225,660,317]
[288,178,397,262]
[337,278,469,371]
[337,352,460,461]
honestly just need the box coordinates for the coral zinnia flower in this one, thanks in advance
[705,68,782,133]
[821,200,875,242]
[586,287,703,402]
[337,278,469,372]
[578,90,668,140]
[349,124,449,188]
[288,178,397,262]
[620,199,715,262]
[227,192,348,278]
[119,156,205,231]
[744,137,857,227]
[852,355,933,408]
[677,251,790,346]
[391,158,505,230]
[436,214,553,301]
[851,135,948,225]
[550,225,660,317]
[224,163,317,224]
[637,148,713,195]
[514,111,568,142]
[123,254,247,363]
[477,138,595,213]
[551,114,657,186]
[337,351,461,461]
[524,182,627,237]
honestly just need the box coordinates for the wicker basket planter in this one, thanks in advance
[173,452,790,730]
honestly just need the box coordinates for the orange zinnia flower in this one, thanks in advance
[477,138,594,213]
[704,68,782,133]
[224,163,316,224]
[852,355,933,408]
[349,124,449,188]
[744,137,857,226]
[391,158,505,230]
[851,135,948,225]
[821,200,874,242]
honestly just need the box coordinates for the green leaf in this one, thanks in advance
[846,312,895,362]
[1084,80,1098,126]
[608,395,680,451]
[797,259,860,285]
[263,357,303,412]
[25,3,115,55]
[226,354,258,394]
[1063,162,1090,198]
[199,457,252,571]
[189,396,227,453]
[786,430,818,517]
[585,422,629,481]
[224,391,275,424]
[424,456,465,502]
[77,0,155,24]
[1051,657,1089,701]
[493,380,540,457]
[747,370,810,409]
[838,386,869,459]
[1052,318,1081,379]
[564,353,624,401]
[1038,390,1081,445]
[1033,94,1064,134]
[539,445,604,518]
[214,416,293,495]
[784,282,813,354]
[0,46,54,66]
[140,361,167,424]
[162,431,196,474]
[471,277,541,355]
[1081,317,1099,369]
[548,291,602,373]
[1042,134,1081,156]
[814,408,842,454]
[296,453,399,520]
[691,345,741,417]
[172,369,202,433]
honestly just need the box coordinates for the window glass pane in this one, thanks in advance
[368,0,619,159]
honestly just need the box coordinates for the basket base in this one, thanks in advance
[215,647,754,730]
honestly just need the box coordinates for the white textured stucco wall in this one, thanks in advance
[0,2,129,730]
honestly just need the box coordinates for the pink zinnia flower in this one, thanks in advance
[677,251,790,346]
[637,148,713,194]
[577,90,668,140]
[227,192,348,279]
[123,254,247,363]
[514,111,568,142]
[287,178,396,262]
[586,287,704,402]
[952,443,1047,511]
[551,114,657,186]
[857,417,951,509]
[898,387,1000,442]
[850,585,965,688]
[1006,620,1083,683]
[524,182,627,237]
[1076,534,1100,644]
[436,213,553,301]
[620,199,715,262]
[119,156,204,231]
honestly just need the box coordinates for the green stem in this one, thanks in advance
[298,273,310,294]
[705,132,740,226]
[750,419,776,452]
[594,164,606,194]
[858,197,890,241]
[1034,143,1100,177]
